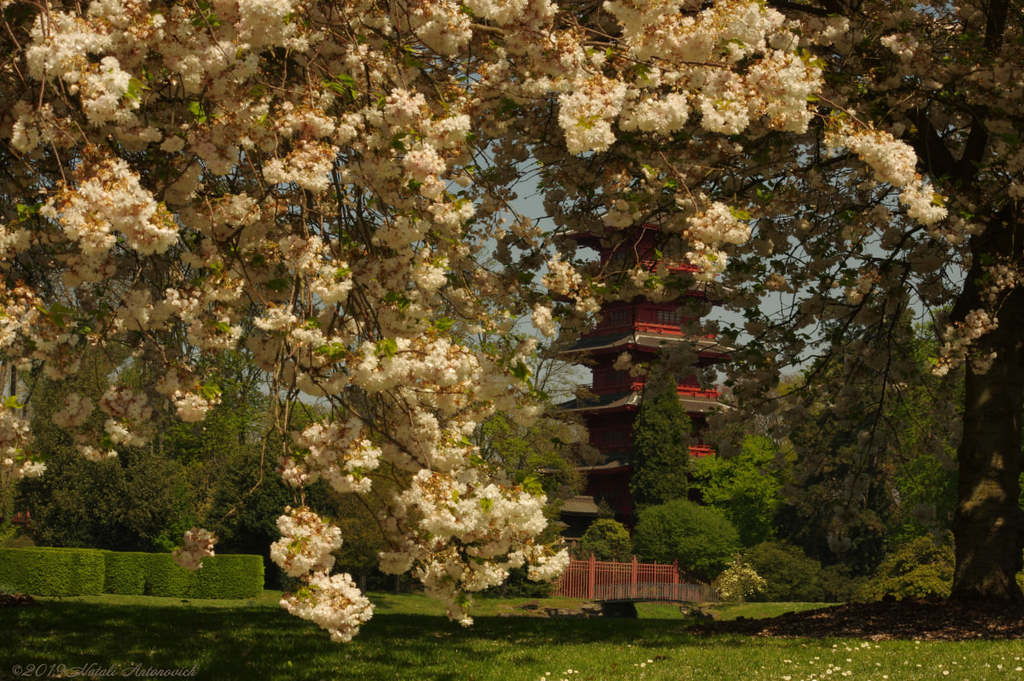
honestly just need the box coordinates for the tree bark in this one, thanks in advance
[950,220,1024,601]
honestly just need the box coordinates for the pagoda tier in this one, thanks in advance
[558,224,729,531]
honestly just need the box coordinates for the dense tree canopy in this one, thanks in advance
[1,0,1021,643]
[630,381,692,507]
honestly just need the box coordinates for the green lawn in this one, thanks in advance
[2,592,1021,680]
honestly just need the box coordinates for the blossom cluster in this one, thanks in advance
[172,527,218,571]
[0,0,972,645]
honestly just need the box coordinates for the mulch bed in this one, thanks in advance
[0,593,38,607]
[698,598,1024,641]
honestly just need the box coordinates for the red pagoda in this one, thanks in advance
[558,224,729,535]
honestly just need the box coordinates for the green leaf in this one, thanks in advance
[16,203,40,222]
[375,338,398,358]
[200,382,221,400]
[4,395,23,409]
[479,497,494,513]
[266,277,291,292]
[124,77,145,102]
[432,317,455,332]
[521,475,544,495]
[315,342,347,360]
[511,361,531,381]
[187,100,208,124]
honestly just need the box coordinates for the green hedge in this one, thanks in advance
[0,547,105,596]
[186,554,264,599]
[1,547,263,599]
[102,551,150,595]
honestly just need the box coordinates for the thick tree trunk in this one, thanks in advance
[950,230,1024,601]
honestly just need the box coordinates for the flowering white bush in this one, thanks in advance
[5,0,1017,637]
[713,559,767,602]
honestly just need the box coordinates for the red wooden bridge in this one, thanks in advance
[554,555,718,603]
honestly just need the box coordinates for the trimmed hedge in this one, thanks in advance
[0,547,105,596]
[186,554,264,599]
[103,551,150,595]
[1,547,263,599]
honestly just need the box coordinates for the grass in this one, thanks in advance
[2,592,1022,680]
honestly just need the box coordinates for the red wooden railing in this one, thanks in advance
[688,444,716,457]
[554,555,717,602]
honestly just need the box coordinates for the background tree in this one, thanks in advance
[573,518,632,562]
[709,1,1024,600]
[630,381,693,507]
[691,434,785,547]
[631,498,740,583]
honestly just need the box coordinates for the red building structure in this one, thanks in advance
[559,225,728,535]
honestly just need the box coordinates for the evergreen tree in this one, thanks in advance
[630,381,692,507]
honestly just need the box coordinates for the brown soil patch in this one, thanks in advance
[699,599,1024,641]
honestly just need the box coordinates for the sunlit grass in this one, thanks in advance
[3,592,1021,680]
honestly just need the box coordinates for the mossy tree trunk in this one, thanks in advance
[950,215,1024,601]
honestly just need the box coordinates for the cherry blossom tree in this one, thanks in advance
[713,1,1024,601]
[0,0,1014,643]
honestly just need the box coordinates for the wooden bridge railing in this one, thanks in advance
[553,554,717,602]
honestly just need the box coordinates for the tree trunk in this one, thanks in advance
[950,231,1024,600]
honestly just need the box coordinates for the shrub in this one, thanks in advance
[0,547,105,596]
[144,553,263,598]
[574,519,632,562]
[103,551,150,595]
[187,554,264,599]
[713,558,767,602]
[632,499,740,582]
[0,547,263,598]
[857,535,954,601]
[144,553,196,597]
[819,564,864,602]
[743,541,826,602]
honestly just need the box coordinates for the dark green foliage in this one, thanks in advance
[0,547,105,596]
[16,449,196,553]
[0,547,262,598]
[631,499,739,582]
[764,321,963,577]
[144,553,264,599]
[475,411,581,500]
[742,541,826,602]
[819,564,865,602]
[857,535,954,601]
[144,554,196,597]
[103,551,150,595]
[691,435,784,546]
[630,383,693,506]
[574,518,632,561]
[187,554,265,599]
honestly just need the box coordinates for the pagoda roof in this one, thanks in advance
[575,460,631,473]
[559,330,732,357]
[559,391,640,413]
[560,495,602,516]
[559,390,724,415]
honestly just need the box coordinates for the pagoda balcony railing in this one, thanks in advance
[688,444,716,457]
[591,377,646,394]
[676,386,719,400]
[586,306,720,340]
[589,375,719,400]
